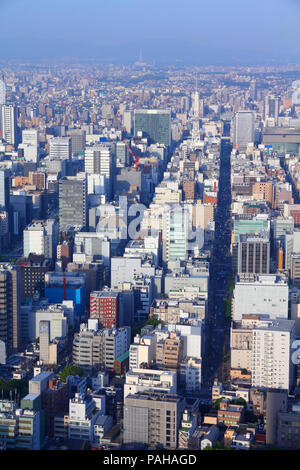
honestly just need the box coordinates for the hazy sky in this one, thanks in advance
[0,0,300,64]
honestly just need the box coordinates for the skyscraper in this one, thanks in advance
[232,111,255,151]
[0,264,21,354]
[264,96,280,125]
[49,137,71,160]
[1,105,17,149]
[0,169,10,210]
[84,144,114,200]
[59,175,88,231]
[134,109,171,148]
[0,78,6,107]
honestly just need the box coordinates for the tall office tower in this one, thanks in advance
[66,129,86,154]
[23,219,58,258]
[59,175,88,231]
[49,137,71,160]
[249,80,257,100]
[39,320,50,364]
[20,129,39,163]
[0,264,21,354]
[1,105,17,149]
[123,110,132,135]
[251,319,295,391]
[163,205,189,263]
[237,233,270,274]
[90,291,120,328]
[116,141,128,166]
[0,169,10,210]
[264,96,280,125]
[180,96,190,113]
[0,78,5,106]
[84,144,114,199]
[0,78,5,130]
[232,111,255,151]
[134,109,171,148]
[123,391,185,449]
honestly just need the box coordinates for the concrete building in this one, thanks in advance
[72,324,130,373]
[0,264,21,354]
[123,391,185,449]
[49,137,71,160]
[251,319,295,391]
[232,274,289,321]
[58,175,88,231]
[23,219,58,259]
[124,368,177,398]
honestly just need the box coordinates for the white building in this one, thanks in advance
[233,274,289,321]
[1,105,17,148]
[68,393,101,443]
[20,129,39,162]
[232,111,255,151]
[129,334,157,369]
[49,137,71,160]
[251,319,295,391]
[124,368,177,398]
[84,144,114,199]
[23,219,58,258]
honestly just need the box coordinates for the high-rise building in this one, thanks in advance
[0,168,10,210]
[84,144,114,199]
[1,105,17,148]
[20,129,39,163]
[67,129,86,154]
[264,96,280,125]
[59,175,88,231]
[249,80,257,100]
[72,324,130,373]
[237,232,270,274]
[134,109,171,148]
[0,264,21,354]
[49,137,71,160]
[23,219,58,258]
[39,320,50,364]
[123,391,185,449]
[0,78,6,106]
[163,205,189,263]
[232,111,255,151]
[251,319,295,391]
[90,290,120,328]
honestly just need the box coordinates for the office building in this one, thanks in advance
[59,175,88,231]
[134,109,171,148]
[49,137,71,160]
[237,233,270,274]
[232,111,255,151]
[0,400,41,450]
[72,324,130,373]
[23,219,58,258]
[90,290,120,328]
[123,391,185,449]
[39,320,50,364]
[232,274,289,321]
[1,105,17,148]
[251,320,295,391]
[124,368,177,399]
[0,264,21,354]
[84,144,114,200]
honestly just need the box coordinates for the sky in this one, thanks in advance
[0,0,300,65]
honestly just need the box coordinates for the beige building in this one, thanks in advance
[123,391,185,449]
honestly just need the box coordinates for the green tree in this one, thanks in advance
[59,364,83,383]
